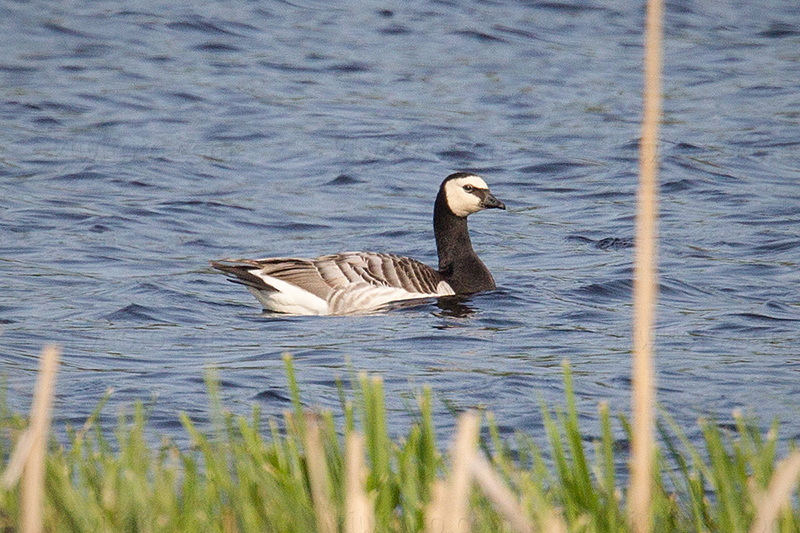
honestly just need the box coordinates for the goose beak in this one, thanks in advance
[482,192,506,210]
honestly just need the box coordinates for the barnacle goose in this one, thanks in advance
[211,172,505,315]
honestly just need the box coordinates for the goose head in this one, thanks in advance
[441,172,506,217]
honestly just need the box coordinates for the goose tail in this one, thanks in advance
[210,260,278,292]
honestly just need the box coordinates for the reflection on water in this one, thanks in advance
[433,296,476,320]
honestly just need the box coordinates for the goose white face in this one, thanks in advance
[444,175,492,217]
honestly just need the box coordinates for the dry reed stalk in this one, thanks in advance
[542,510,569,533]
[425,480,449,533]
[470,453,536,533]
[344,432,374,533]
[1,345,61,533]
[0,430,33,489]
[426,412,480,533]
[749,451,800,533]
[304,413,336,533]
[447,412,480,533]
[628,0,663,529]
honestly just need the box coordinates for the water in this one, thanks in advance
[1,0,799,448]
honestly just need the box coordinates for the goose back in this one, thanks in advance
[212,252,455,315]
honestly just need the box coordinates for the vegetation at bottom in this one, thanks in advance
[0,355,798,532]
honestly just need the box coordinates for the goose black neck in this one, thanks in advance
[434,189,496,294]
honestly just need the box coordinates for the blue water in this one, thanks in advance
[1,0,800,448]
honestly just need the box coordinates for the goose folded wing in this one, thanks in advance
[316,252,444,295]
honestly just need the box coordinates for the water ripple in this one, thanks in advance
[0,0,798,449]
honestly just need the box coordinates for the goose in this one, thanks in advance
[211,172,505,315]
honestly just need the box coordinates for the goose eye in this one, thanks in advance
[463,185,474,192]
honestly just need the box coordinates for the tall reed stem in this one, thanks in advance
[629,0,663,530]
[22,345,60,533]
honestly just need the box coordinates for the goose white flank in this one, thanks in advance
[211,172,506,315]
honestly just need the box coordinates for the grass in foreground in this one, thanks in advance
[1,354,799,532]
